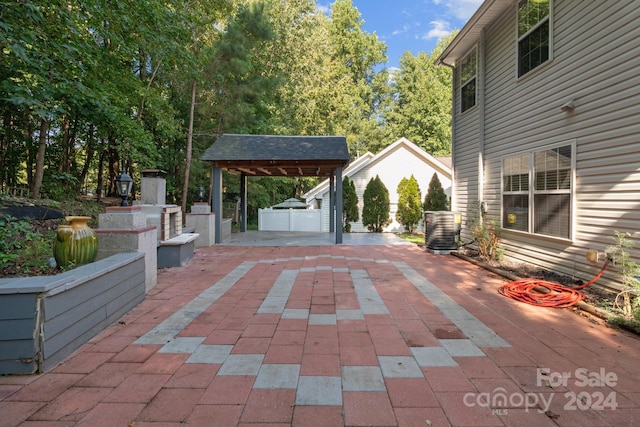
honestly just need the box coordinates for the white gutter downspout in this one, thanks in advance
[478,30,486,222]
[438,32,486,222]
[438,61,457,213]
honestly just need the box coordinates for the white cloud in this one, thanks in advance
[316,3,331,16]
[440,0,484,21]
[392,24,411,36]
[387,67,401,83]
[421,20,452,40]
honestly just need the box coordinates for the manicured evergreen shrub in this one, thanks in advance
[396,175,422,232]
[342,176,359,232]
[362,175,390,233]
[423,172,448,211]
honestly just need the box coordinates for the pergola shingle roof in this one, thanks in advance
[200,134,350,177]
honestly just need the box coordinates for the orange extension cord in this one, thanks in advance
[498,259,610,308]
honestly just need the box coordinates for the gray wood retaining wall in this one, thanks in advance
[0,252,145,375]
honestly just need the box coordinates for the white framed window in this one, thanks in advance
[460,48,476,113]
[502,141,574,240]
[517,0,551,77]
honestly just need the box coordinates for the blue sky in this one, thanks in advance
[318,0,483,69]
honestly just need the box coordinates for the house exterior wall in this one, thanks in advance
[449,0,640,289]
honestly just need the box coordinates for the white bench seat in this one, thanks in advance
[159,233,199,246]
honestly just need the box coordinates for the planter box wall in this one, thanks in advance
[0,252,145,375]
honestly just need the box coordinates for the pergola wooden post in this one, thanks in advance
[212,167,223,244]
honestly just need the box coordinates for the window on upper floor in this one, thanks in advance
[517,0,550,77]
[502,142,573,240]
[460,48,477,113]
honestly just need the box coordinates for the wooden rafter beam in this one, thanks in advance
[257,168,272,175]
[237,168,256,175]
[277,167,287,175]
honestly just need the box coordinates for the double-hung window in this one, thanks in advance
[502,143,573,240]
[460,48,476,113]
[517,0,550,77]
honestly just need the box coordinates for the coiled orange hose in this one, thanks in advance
[498,259,610,308]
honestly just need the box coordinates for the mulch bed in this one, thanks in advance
[451,249,619,319]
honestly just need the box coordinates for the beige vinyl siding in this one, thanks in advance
[319,192,331,232]
[452,65,481,242]
[454,0,640,290]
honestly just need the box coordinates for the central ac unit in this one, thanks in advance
[424,211,461,251]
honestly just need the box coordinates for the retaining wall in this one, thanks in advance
[0,252,145,374]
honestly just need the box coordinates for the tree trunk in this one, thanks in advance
[107,134,119,197]
[24,117,34,189]
[96,145,106,203]
[181,80,197,216]
[31,118,48,199]
[0,114,9,190]
[78,124,96,194]
[68,117,78,173]
[60,115,70,172]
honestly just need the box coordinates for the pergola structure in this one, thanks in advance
[200,134,350,244]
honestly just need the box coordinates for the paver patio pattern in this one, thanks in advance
[1,239,639,426]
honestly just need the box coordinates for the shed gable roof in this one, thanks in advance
[302,137,451,200]
[200,134,350,177]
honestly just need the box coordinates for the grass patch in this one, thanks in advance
[398,232,424,245]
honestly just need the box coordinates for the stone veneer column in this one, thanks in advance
[140,169,166,205]
[185,202,215,247]
[95,206,158,292]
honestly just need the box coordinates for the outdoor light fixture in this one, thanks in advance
[198,185,205,202]
[115,169,133,206]
[560,100,575,112]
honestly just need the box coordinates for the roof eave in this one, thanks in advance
[436,0,514,67]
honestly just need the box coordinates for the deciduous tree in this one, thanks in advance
[380,33,457,156]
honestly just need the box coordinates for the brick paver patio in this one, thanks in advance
[1,242,639,426]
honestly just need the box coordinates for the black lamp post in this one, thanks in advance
[198,185,205,202]
[115,169,133,206]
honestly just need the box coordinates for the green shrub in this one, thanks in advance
[606,231,640,320]
[470,218,503,261]
[0,216,55,273]
[396,175,422,233]
[342,176,359,232]
[423,173,448,211]
[41,172,79,201]
[362,175,390,233]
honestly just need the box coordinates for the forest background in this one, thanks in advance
[0,0,455,222]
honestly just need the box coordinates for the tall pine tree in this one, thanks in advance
[424,173,449,211]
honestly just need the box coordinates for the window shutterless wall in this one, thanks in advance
[501,140,576,242]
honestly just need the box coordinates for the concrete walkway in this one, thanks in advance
[1,239,639,426]
[219,230,414,246]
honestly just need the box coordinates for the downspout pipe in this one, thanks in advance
[477,30,486,222]
[438,61,457,214]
